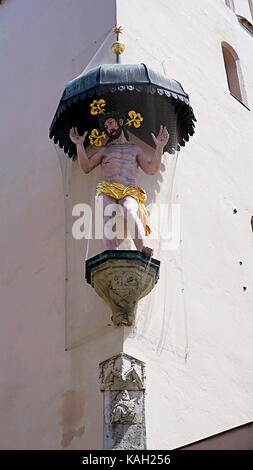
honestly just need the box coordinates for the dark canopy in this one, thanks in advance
[49,63,196,157]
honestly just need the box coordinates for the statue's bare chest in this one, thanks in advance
[101,145,138,169]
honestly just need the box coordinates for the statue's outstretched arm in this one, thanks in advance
[137,125,169,175]
[69,127,103,173]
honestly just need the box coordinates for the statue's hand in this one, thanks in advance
[69,127,88,145]
[151,125,170,148]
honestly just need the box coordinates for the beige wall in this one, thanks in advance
[0,0,253,449]
[0,0,118,450]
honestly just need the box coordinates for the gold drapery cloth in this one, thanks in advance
[96,181,151,236]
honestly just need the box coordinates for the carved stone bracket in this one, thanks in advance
[86,250,160,327]
[99,353,146,450]
[100,352,146,391]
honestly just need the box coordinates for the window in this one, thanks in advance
[221,42,249,108]
[237,15,253,35]
[225,0,235,10]
[249,1,253,19]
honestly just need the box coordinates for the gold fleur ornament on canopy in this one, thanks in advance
[126,110,144,128]
[88,129,107,147]
[90,99,106,115]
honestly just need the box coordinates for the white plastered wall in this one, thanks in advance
[117,0,253,449]
[0,0,119,450]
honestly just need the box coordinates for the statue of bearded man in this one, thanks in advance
[69,112,169,257]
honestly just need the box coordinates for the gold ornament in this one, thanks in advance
[111,41,125,55]
[90,99,106,115]
[126,110,144,128]
[112,26,123,35]
[89,129,107,147]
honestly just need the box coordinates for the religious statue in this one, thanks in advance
[69,107,169,257]
[110,390,137,424]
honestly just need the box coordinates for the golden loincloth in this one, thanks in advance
[96,181,151,236]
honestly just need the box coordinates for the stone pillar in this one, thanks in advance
[99,353,146,450]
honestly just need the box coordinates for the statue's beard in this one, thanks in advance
[106,126,122,142]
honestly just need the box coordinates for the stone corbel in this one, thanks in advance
[86,250,160,327]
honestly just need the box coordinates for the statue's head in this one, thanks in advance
[121,390,130,400]
[99,111,129,143]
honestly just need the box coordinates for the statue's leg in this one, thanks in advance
[119,196,153,257]
[102,194,118,250]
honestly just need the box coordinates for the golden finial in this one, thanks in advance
[111,42,125,55]
[112,26,125,62]
[112,26,123,35]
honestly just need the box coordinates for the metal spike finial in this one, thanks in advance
[112,26,123,35]
[112,25,125,63]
